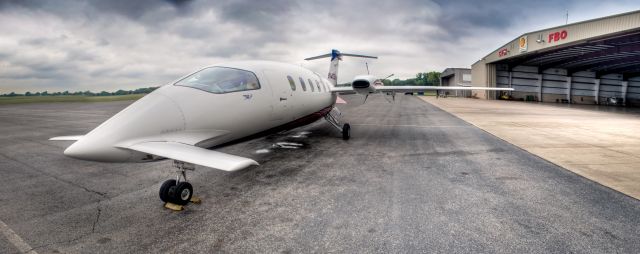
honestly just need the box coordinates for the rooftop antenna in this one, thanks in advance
[365,62,370,75]
[565,10,569,24]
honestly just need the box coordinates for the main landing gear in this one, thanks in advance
[159,161,194,206]
[325,107,350,140]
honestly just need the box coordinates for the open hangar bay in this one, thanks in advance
[470,10,640,107]
[0,95,638,253]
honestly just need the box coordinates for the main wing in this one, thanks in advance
[330,85,513,94]
[375,85,514,93]
[329,86,356,93]
[49,135,84,141]
[119,141,258,171]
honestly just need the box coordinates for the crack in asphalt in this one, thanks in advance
[92,204,102,233]
[0,152,107,198]
[26,203,103,253]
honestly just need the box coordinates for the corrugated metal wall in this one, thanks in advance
[496,65,640,105]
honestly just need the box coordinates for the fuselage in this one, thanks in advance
[64,61,337,162]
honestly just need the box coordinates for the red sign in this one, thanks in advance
[548,30,568,43]
[498,48,508,57]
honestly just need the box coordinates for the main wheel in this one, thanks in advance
[342,123,351,140]
[173,182,193,205]
[159,179,176,203]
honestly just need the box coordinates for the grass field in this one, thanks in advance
[0,94,146,104]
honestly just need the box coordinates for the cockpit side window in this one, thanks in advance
[287,76,296,91]
[315,80,321,92]
[299,77,307,91]
[174,67,260,94]
[308,79,314,92]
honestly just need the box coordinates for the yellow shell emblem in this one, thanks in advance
[519,37,526,48]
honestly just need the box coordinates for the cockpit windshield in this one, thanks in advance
[174,67,260,94]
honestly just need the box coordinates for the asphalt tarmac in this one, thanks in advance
[0,95,638,253]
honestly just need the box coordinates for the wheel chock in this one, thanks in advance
[190,196,201,204]
[164,202,184,211]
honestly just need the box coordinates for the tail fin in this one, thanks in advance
[305,49,377,86]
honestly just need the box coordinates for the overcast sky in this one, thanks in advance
[1,0,639,93]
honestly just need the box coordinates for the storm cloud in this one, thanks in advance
[1,0,639,93]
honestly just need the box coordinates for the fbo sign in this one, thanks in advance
[548,30,568,43]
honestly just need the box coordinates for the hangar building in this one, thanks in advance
[440,68,472,97]
[471,10,640,106]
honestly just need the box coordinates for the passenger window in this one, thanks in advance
[315,80,321,92]
[174,67,260,94]
[308,79,314,92]
[299,77,307,91]
[287,76,296,91]
[320,79,328,92]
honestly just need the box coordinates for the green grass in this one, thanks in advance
[0,94,146,104]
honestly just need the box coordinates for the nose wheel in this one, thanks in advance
[159,161,195,206]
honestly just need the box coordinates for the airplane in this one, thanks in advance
[50,49,513,206]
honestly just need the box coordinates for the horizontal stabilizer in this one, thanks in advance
[123,141,258,171]
[304,53,332,61]
[305,50,377,61]
[339,53,377,59]
[49,135,84,141]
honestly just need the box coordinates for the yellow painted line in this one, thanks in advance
[0,219,37,254]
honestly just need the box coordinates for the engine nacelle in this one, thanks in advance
[352,75,378,95]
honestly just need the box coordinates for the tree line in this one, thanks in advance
[4,71,442,96]
[0,87,158,97]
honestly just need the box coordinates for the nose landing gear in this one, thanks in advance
[159,161,195,206]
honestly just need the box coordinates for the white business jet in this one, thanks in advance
[50,49,513,205]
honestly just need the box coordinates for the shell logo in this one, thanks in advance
[519,36,527,52]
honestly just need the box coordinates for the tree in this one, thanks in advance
[426,71,441,86]
[25,92,32,96]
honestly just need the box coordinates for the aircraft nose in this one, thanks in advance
[63,137,132,162]
[62,89,185,162]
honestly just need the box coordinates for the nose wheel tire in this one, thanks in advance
[159,179,176,203]
[342,123,351,140]
[174,182,193,205]
[159,180,194,205]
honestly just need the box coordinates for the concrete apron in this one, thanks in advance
[421,96,640,200]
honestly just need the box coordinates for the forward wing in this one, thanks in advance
[122,141,258,171]
[375,86,514,92]
[49,135,84,141]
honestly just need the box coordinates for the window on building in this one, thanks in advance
[299,77,307,91]
[174,67,260,94]
[315,80,321,92]
[462,74,472,82]
[287,76,296,91]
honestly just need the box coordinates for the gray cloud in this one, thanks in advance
[1,0,639,93]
